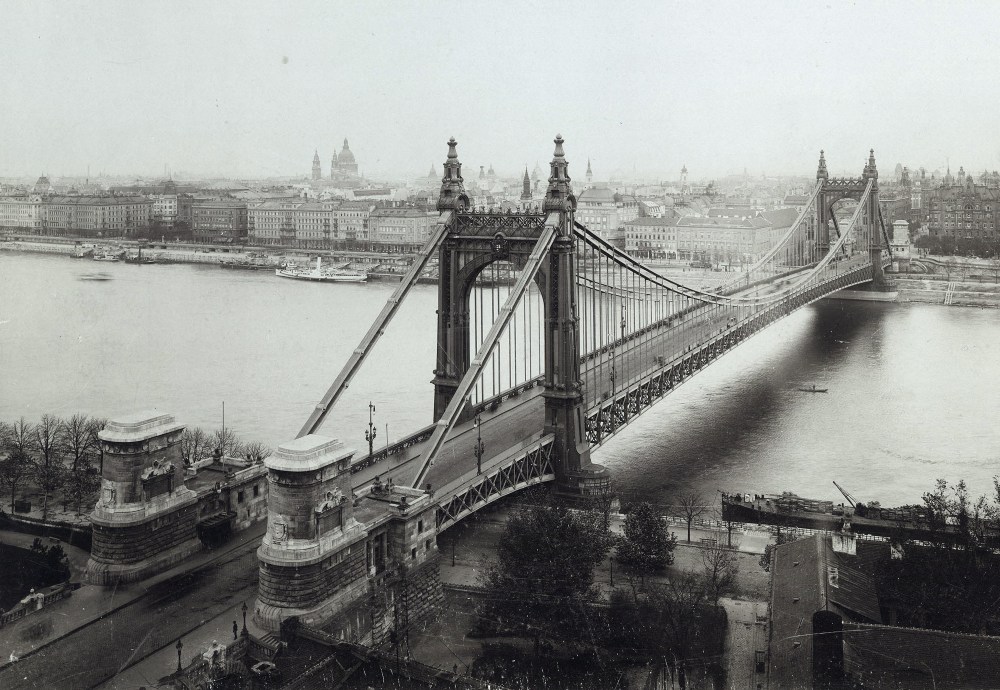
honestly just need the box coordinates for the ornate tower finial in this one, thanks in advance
[521,166,531,201]
[544,134,575,212]
[863,148,878,183]
[437,137,469,212]
[816,150,828,181]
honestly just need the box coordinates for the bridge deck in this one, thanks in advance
[351,255,877,507]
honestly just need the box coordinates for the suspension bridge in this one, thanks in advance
[296,136,892,532]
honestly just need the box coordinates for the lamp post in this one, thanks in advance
[175,639,183,672]
[473,415,485,475]
[365,401,377,458]
[241,601,248,636]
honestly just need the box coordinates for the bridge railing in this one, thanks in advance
[350,425,434,475]
[584,259,877,446]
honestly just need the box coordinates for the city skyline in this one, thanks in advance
[3,2,1000,180]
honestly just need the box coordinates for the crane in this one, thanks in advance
[833,481,867,517]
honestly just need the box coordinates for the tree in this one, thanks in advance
[60,414,95,473]
[65,455,100,515]
[211,427,239,458]
[34,462,65,521]
[88,418,107,473]
[759,531,792,572]
[644,573,712,689]
[701,542,740,604]
[237,440,271,464]
[180,427,208,465]
[478,504,611,655]
[677,492,707,543]
[34,414,66,520]
[6,417,35,459]
[617,502,677,583]
[0,448,31,510]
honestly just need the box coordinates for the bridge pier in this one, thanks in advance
[87,412,201,585]
[255,434,442,642]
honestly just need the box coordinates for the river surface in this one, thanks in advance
[2,251,999,508]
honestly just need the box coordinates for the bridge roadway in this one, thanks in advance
[353,256,870,498]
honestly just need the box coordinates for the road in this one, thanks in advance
[0,538,260,689]
[360,256,871,497]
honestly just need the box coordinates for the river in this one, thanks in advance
[2,251,998,508]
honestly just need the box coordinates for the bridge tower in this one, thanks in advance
[816,149,887,288]
[432,135,608,498]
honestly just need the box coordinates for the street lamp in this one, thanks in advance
[473,415,485,475]
[365,401,377,458]
[176,639,183,672]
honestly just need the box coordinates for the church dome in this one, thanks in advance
[337,139,356,164]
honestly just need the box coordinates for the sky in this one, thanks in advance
[3,1,1000,181]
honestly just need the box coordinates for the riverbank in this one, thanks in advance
[0,235,421,274]
[892,275,1000,308]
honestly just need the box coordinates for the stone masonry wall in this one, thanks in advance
[91,503,198,564]
[258,538,367,610]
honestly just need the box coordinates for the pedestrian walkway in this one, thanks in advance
[96,596,262,689]
[0,522,266,669]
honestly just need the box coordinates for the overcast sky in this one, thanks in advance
[3,1,1000,181]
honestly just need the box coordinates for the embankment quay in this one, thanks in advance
[0,234,421,276]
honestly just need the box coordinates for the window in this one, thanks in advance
[237,490,245,503]
[411,548,417,560]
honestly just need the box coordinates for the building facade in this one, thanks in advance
[0,194,43,232]
[191,199,248,243]
[622,216,679,257]
[925,178,1000,240]
[576,187,621,245]
[41,195,153,236]
[368,207,438,251]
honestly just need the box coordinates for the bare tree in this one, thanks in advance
[6,417,35,458]
[180,427,208,465]
[237,440,271,464]
[65,455,100,515]
[60,414,96,473]
[701,542,740,605]
[88,417,107,473]
[677,492,707,543]
[645,573,710,689]
[0,448,31,510]
[211,427,240,458]
[34,414,66,520]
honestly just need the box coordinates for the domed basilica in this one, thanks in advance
[311,139,360,181]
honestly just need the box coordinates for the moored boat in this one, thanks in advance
[275,257,367,283]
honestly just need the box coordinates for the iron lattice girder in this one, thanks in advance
[584,261,880,447]
[435,439,555,530]
[453,211,548,238]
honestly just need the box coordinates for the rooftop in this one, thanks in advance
[266,434,356,472]
[99,410,184,443]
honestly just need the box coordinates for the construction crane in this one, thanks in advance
[833,481,867,517]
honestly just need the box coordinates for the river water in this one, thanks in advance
[2,251,998,508]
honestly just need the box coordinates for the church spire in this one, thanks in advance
[312,149,322,181]
[863,149,878,184]
[521,166,531,201]
[544,134,575,212]
[816,150,828,181]
[437,137,469,212]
